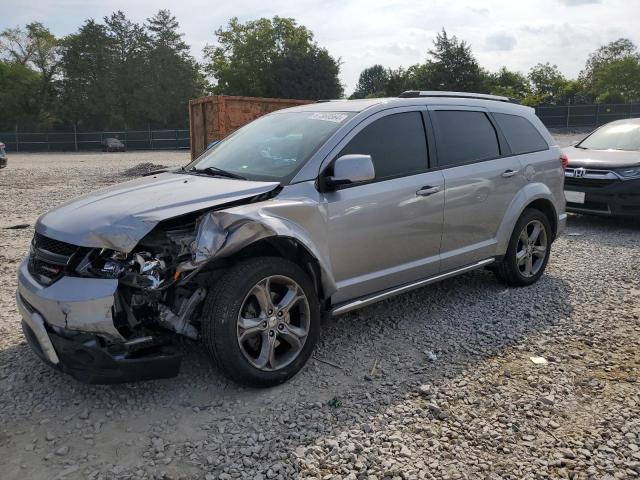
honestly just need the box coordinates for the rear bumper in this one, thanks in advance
[16,259,182,384]
[565,177,640,217]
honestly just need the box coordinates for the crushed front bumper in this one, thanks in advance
[16,259,182,384]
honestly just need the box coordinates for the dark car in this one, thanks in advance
[102,137,126,152]
[0,142,7,168]
[563,118,640,217]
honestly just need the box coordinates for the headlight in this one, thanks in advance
[76,249,168,289]
[75,249,129,279]
[616,166,640,179]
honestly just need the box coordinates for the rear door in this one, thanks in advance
[428,107,527,271]
[321,108,445,304]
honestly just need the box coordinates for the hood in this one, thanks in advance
[563,146,640,169]
[36,172,280,252]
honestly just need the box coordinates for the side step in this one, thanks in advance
[331,258,495,316]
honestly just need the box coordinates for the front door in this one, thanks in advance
[322,109,445,304]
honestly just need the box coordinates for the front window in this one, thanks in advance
[187,111,354,183]
[577,121,640,151]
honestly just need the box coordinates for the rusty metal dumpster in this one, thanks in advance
[188,95,313,159]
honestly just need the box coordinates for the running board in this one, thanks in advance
[331,258,495,316]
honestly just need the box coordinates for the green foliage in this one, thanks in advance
[350,65,389,99]
[581,39,638,84]
[0,60,45,130]
[1,22,60,125]
[424,29,487,92]
[487,67,530,101]
[3,14,640,131]
[526,63,568,105]
[144,10,204,128]
[59,20,113,129]
[19,10,204,131]
[204,16,343,100]
[594,58,640,103]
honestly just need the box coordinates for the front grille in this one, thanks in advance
[28,233,80,285]
[564,177,616,188]
[564,168,618,189]
[32,231,78,256]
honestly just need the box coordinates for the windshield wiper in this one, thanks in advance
[190,166,247,180]
[574,145,588,149]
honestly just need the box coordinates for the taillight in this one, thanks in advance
[560,153,569,170]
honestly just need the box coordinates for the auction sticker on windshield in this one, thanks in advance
[309,112,349,123]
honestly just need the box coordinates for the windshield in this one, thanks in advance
[187,111,354,183]
[578,121,640,151]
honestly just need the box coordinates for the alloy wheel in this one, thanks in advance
[516,220,548,277]
[236,275,310,371]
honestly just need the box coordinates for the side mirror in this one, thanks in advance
[321,154,375,191]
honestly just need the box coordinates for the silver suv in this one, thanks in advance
[17,91,566,387]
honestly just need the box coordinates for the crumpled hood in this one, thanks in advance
[563,146,640,169]
[36,172,280,252]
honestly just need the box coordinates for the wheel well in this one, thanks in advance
[525,199,558,239]
[200,237,326,301]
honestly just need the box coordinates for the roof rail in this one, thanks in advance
[398,90,519,104]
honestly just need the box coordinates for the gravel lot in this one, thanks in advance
[0,144,639,480]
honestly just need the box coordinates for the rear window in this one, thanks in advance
[494,113,548,154]
[431,111,500,167]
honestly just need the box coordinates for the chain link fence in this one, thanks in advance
[2,103,640,152]
[535,103,640,128]
[0,129,190,153]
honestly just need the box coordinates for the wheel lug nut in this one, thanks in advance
[262,321,267,328]
[278,324,284,330]
[268,309,273,315]
[269,330,275,337]
[277,311,283,317]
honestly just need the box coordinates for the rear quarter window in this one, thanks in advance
[493,113,549,155]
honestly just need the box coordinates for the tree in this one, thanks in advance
[0,60,43,130]
[350,65,389,99]
[526,63,568,105]
[59,20,113,130]
[1,22,60,120]
[581,39,639,85]
[144,10,204,127]
[594,58,640,103]
[487,66,530,101]
[104,11,149,129]
[577,39,640,103]
[424,29,486,92]
[204,16,343,99]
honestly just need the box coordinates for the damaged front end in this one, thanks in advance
[18,180,334,384]
[18,202,274,383]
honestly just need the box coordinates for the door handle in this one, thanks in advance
[416,186,440,197]
[501,169,518,178]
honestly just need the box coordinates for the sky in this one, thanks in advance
[3,0,640,95]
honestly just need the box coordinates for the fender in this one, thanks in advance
[494,182,560,255]
[180,183,338,297]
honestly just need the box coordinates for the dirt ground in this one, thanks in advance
[0,144,639,480]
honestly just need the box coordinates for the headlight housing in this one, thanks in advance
[616,166,640,179]
[76,249,168,289]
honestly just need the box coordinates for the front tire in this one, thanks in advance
[495,208,552,287]
[201,257,320,387]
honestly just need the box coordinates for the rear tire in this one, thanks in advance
[201,257,320,387]
[495,208,552,287]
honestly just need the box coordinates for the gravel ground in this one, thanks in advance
[0,145,639,480]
